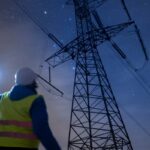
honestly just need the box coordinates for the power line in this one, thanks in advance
[13,0,49,35]
[108,45,150,137]
[13,0,65,55]
[111,45,150,96]
[119,103,150,137]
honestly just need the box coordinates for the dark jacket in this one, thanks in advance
[0,85,61,150]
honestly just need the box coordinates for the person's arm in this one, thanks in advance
[30,96,61,150]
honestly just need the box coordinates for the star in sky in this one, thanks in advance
[43,10,48,15]
[68,17,72,21]
[61,4,65,9]
[52,44,57,49]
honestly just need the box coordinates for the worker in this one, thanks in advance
[0,67,61,150]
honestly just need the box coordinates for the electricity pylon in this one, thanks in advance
[45,0,147,149]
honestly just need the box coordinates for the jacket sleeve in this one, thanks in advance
[0,94,4,101]
[30,96,61,150]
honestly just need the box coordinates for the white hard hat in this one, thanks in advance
[15,67,37,85]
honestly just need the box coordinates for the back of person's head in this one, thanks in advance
[15,67,37,86]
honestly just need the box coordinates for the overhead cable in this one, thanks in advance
[109,45,150,137]
[92,9,148,72]
[13,0,49,35]
[105,47,150,137]
[119,103,150,137]
[120,0,149,67]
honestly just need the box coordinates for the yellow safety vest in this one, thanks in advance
[0,92,40,148]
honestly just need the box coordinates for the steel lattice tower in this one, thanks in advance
[66,1,133,149]
[45,0,147,149]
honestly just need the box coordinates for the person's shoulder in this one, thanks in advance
[33,94,46,106]
[37,94,44,99]
[34,94,44,102]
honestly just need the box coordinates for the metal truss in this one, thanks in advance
[45,0,141,149]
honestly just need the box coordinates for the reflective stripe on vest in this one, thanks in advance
[0,120,36,140]
[0,132,37,140]
[0,120,32,128]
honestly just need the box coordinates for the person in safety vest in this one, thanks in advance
[0,67,61,150]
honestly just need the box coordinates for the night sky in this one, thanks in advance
[0,0,150,149]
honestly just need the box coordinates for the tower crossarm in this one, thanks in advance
[45,37,79,67]
[45,21,133,68]
[94,21,134,45]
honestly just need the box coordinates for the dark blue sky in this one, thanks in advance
[0,0,150,149]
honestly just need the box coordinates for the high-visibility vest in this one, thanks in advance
[0,92,40,148]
